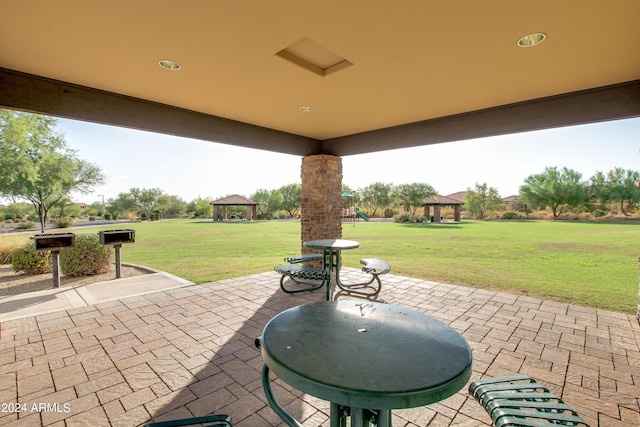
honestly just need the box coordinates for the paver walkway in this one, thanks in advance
[1,268,638,426]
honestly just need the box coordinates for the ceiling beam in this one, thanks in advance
[0,67,320,156]
[321,79,640,156]
[2,67,639,158]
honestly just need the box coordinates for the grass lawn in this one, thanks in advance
[2,218,637,313]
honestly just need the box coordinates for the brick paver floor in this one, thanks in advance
[1,269,638,426]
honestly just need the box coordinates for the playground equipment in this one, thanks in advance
[356,208,369,221]
[342,191,369,223]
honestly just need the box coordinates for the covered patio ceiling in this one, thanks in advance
[1,1,639,157]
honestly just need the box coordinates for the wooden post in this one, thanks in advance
[51,250,61,288]
[115,244,122,278]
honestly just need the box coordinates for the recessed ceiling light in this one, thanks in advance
[517,33,546,47]
[299,106,314,112]
[158,59,181,70]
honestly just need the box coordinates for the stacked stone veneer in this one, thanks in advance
[300,155,343,253]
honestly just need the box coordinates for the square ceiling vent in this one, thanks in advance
[276,37,353,77]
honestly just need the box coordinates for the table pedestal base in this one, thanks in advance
[330,403,391,427]
[262,364,391,427]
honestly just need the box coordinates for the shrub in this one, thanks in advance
[89,216,97,221]
[14,221,36,230]
[11,244,52,274]
[60,234,113,277]
[104,212,112,221]
[56,216,74,228]
[112,213,118,220]
[501,211,519,220]
[394,212,413,223]
[415,215,428,223]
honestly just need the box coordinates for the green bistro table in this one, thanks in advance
[303,239,359,298]
[256,301,473,427]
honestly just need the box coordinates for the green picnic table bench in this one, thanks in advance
[469,375,590,426]
[275,254,331,299]
[275,254,390,300]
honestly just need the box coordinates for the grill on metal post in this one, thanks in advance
[98,230,135,278]
[33,233,76,288]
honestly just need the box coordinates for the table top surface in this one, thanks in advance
[303,239,359,250]
[259,301,473,410]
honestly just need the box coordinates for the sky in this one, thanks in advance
[24,116,640,205]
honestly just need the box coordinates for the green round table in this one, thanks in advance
[257,301,473,426]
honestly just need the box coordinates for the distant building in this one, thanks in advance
[445,191,466,203]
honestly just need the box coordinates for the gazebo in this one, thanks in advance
[210,195,258,221]
[422,195,464,223]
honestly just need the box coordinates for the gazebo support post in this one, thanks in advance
[433,205,442,223]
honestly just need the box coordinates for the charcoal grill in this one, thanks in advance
[99,229,135,245]
[34,233,76,252]
[98,229,136,278]
[33,233,76,288]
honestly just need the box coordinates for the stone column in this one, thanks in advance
[433,205,442,223]
[301,155,343,252]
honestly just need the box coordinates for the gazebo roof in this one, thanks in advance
[209,194,257,206]
[422,195,464,206]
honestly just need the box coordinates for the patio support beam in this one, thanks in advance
[0,67,321,156]
[320,79,640,156]
[2,69,639,159]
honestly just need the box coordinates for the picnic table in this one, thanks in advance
[256,301,473,426]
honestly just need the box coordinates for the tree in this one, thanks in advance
[164,195,188,217]
[3,202,32,221]
[605,167,640,215]
[519,167,586,219]
[112,187,171,219]
[251,188,283,219]
[395,183,437,216]
[50,197,82,219]
[154,194,173,219]
[587,171,610,216]
[360,182,393,218]
[279,183,302,218]
[187,197,213,218]
[0,110,105,231]
[464,183,502,219]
